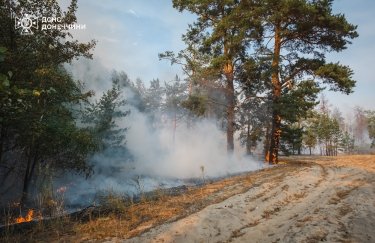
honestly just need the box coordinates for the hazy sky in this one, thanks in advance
[65,0,374,113]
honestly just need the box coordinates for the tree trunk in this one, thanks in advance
[223,47,235,152]
[20,143,39,206]
[267,23,282,164]
[226,85,235,152]
[309,147,312,155]
[20,149,33,206]
[246,122,252,155]
[268,112,282,163]
[0,125,4,164]
[264,122,271,161]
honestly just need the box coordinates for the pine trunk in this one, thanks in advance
[246,122,252,155]
[268,112,282,163]
[264,122,271,160]
[226,73,235,152]
[267,23,282,164]
[223,42,235,152]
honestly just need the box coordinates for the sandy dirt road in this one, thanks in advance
[124,156,375,243]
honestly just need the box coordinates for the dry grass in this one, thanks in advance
[226,219,260,242]
[295,215,313,227]
[229,228,246,240]
[329,180,364,205]
[292,191,307,200]
[261,191,278,202]
[1,163,302,242]
[3,155,372,242]
[262,206,281,219]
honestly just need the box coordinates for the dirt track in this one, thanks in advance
[124,156,375,243]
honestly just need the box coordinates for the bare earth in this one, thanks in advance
[123,155,375,243]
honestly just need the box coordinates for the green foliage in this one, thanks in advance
[170,0,358,159]
[242,0,357,161]
[280,123,303,156]
[313,111,342,156]
[164,76,188,113]
[278,80,321,123]
[83,76,130,151]
[172,0,258,151]
[303,125,317,155]
[0,0,97,204]
[181,94,207,117]
[144,78,165,114]
[340,131,355,153]
[237,94,270,155]
[366,111,375,148]
[315,63,355,94]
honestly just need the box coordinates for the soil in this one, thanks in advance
[122,155,375,243]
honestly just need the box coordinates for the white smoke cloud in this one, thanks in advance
[124,107,261,179]
[60,61,263,207]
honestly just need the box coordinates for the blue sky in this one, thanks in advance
[65,0,374,113]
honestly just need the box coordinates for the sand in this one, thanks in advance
[122,155,375,243]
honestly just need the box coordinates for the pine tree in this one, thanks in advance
[83,76,129,151]
[238,0,358,163]
[164,75,189,142]
[172,0,257,152]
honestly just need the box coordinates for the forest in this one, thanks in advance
[0,0,375,242]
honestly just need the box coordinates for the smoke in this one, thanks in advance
[124,107,261,179]
[59,61,263,207]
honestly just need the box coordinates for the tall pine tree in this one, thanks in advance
[239,0,358,163]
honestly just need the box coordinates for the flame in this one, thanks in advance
[15,209,34,223]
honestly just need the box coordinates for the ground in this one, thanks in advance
[124,155,375,243]
[1,155,374,242]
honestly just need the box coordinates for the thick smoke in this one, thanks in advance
[60,61,263,206]
[124,107,261,179]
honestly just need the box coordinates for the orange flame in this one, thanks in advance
[15,209,34,223]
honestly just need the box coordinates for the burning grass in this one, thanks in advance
[5,155,371,242]
[15,209,34,224]
[0,161,305,242]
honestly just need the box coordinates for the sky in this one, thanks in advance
[63,0,374,113]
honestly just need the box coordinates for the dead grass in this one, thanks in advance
[3,155,373,242]
[292,191,307,200]
[281,191,307,205]
[229,228,246,240]
[329,180,364,205]
[295,215,314,228]
[262,206,281,219]
[262,191,278,202]
[226,219,260,242]
[1,163,301,242]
